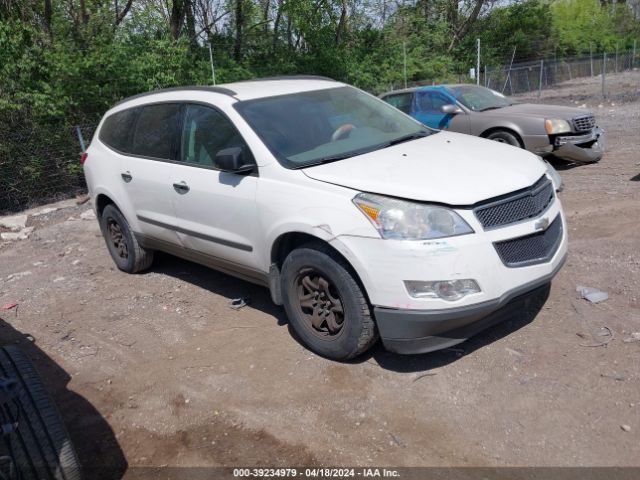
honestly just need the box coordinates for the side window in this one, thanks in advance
[131,104,181,160]
[99,109,137,153]
[417,92,451,113]
[181,104,248,168]
[383,93,412,114]
[430,93,451,111]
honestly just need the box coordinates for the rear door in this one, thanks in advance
[121,103,182,245]
[382,92,413,115]
[170,103,262,272]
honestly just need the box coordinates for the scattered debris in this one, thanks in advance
[1,303,18,311]
[1,226,34,241]
[76,194,90,205]
[80,210,96,220]
[600,372,625,381]
[1,232,20,241]
[53,276,66,283]
[505,347,524,358]
[229,298,250,310]
[576,285,609,304]
[412,372,437,383]
[6,271,31,281]
[579,326,613,347]
[32,207,59,217]
[621,424,631,432]
[388,432,406,448]
[623,333,640,343]
[0,214,28,231]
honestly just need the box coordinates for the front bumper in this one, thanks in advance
[375,254,565,354]
[333,193,568,355]
[552,127,605,163]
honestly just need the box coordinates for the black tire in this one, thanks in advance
[0,346,82,480]
[486,130,522,147]
[99,204,153,273]
[280,243,378,360]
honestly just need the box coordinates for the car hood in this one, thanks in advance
[302,131,546,205]
[485,103,592,121]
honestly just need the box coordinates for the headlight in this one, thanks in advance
[353,193,474,240]
[405,279,481,301]
[545,118,572,134]
[537,155,563,192]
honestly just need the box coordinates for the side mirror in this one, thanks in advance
[215,147,254,174]
[441,104,463,115]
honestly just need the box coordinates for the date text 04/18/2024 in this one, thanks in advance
[233,468,400,478]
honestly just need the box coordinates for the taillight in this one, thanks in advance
[80,152,88,165]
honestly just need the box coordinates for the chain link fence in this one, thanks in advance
[0,121,96,214]
[388,48,639,97]
[485,49,637,97]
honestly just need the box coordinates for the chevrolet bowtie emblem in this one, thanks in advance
[535,217,550,231]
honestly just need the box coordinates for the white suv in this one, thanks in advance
[83,76,567,360]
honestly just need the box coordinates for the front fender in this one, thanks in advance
[264,218,377,302]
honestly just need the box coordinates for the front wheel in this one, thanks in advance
[281,244,378,360]
[486,130,522,147]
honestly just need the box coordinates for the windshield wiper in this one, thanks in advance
[296,131,430,169]
[297,148,376,169]
[385,130,430,147]
[478,106,506,112]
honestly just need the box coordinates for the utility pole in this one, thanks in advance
[208,42,216,85]
[476,38,480,85]
[538,60,544,98]
[602,52,607,98]
[633,39,637,69]
[403,41,407,89]
[590,42,593,77]
[615,42,619,72]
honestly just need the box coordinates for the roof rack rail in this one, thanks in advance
[113,86,237,107]
[235,75,336,83]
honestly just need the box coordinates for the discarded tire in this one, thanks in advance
[0,346,82,480]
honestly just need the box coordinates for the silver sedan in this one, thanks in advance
[380,84,604,163]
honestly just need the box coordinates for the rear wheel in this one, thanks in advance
[0,346,82,480]
[486,130,522,147]
[281,243,378,360]
[99,204,153,273]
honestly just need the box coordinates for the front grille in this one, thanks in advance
[572,114,595,132]
[474,176,554,230]
[494,215,563,267]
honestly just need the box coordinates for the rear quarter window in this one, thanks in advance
[131,103,181,160]
[99,109,137,153]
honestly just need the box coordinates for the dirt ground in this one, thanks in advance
[0,72,639,477]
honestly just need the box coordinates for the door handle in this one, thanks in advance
[173,181,190,194]
[121,171,132,183]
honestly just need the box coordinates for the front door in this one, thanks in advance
[170,103,261,273]
[413,90,470,133]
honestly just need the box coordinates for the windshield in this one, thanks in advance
[447,85,514,112]
[234,86,432,168]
